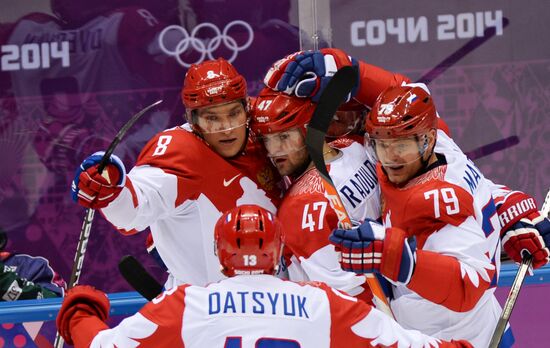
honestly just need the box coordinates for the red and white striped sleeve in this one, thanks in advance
[322,283,472,348]
[83,286,189,348]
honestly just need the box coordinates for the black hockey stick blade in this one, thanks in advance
[306,65,358,184]
[305,66,395,318]
[119,255,164,301]
[0,228,7,250]
[98,99,163,172]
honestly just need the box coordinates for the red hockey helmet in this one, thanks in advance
[250,88,316,137]
[365,84,437,139]
[214,205,283,277]
[182,58,247,112]
[328,99,368,138]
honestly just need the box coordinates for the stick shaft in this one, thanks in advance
[488,256,531,348]
[119,255,164,301]
[54,99,162,348]
[306,67,395,318]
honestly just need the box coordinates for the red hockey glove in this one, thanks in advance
[264,48,359,102]
[71,151,126,209]
[497,191,550,268]
[56,285,110,345]
[329,220,416,284]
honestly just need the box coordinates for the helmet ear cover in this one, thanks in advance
[214,205,283,277]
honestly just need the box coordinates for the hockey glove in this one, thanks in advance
[56,285,110,345]
[329,219,416,284]
[497,191,550,269]
[71,151,126,209]
[264,48,359,102]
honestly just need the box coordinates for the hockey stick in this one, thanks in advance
[305,66,394,318]
[54,99,162,348]
[306,67,356,231]
[488,188,550,348]
[109,17,510,315]
[119,255,164,301]
[67,98,162,289]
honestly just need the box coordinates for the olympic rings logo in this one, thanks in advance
[158,20,254,68]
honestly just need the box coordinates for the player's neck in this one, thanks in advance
[323,145,341,163]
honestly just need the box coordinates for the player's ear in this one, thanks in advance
[427,128,437,151]
[420,128,437,159]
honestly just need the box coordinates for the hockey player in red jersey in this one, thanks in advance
[248,49,409,304]
[250,91,402,303]
[266,47,550,271]
[329,84,514,347]
[71,58,281,288]
[56,204,472,348]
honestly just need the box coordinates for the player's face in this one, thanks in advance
[370,134,429,185]
[195,101,248,158]
[261,128,309,176]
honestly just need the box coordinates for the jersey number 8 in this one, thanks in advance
[152,135,173,156]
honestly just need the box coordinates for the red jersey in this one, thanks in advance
[278,139,380,303]
[102,125,281,286]
[379,130,503,347]
[277,62,409,302]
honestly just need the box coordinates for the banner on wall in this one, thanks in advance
[331,0,550,203]
[331,1,550,69]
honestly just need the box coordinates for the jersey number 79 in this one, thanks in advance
[424,188,460,218]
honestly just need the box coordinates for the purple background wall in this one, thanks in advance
[331,0,550,204]
[0,0,300,294]
[495,284,550,347]
[0,0,549,346]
